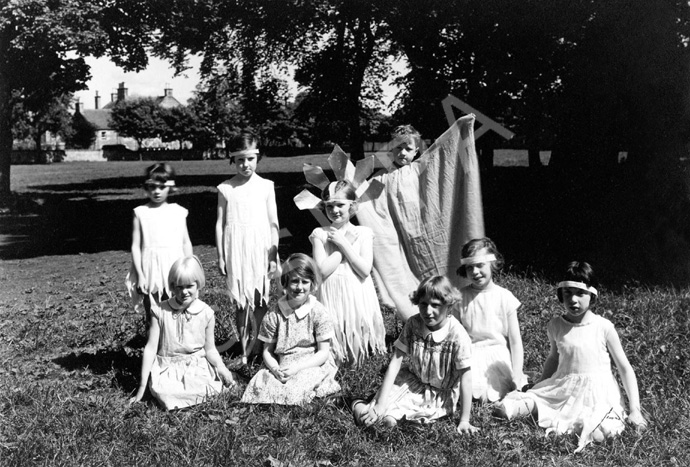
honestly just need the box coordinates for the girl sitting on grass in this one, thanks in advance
[126,163,193,319]
[241,254,341,406]
[453,237,527,402]
[352,276,478,434]
[130,256,237,410]
[495,261,647,452]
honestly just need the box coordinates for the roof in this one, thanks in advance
[155,95,183,109]
[79,109,113,130]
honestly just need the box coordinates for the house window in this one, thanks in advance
[101,131,107,139]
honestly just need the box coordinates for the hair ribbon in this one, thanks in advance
[557,281,598,296]
[460,254,496,266]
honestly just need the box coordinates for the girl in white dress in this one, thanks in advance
[241,253,341,405]
[310,180,386,366]
[352,276,478,434]
[127,163,193,318]
[216,133,279,368]
[495,261,647,452]
[130,256,237,410]
[453,237,527,402]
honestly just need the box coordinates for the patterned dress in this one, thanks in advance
[502,314,627,452]
[241,296,341,406]
[125,203,189,312]
[453,282,526,401]
[149,298,227,410]
[310,225,386,366]
[217,174,275,308]
[377,315,472,423]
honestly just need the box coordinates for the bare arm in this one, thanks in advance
[539,335,559,382]
[129,315,160,403]
[266,186,279,275]
[361,348,405,426]
[328,227,373,279]
[311,231,342,279]
[130,213,146,292]
[282,340,330,377]
[607,328,647,428]
[506,310,526,389]
[204,313,235,386]
[181,220,193,257]
[215,191,227,275]
[456,367,479,434]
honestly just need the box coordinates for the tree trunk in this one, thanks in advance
[0,54,12,202]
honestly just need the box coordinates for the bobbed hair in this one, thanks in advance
[280,253,321,293]
[168,256,206,290]
[391,124,422,151]
[456,237,504,277]
[410,275,461,307]
[557,261,598,304]
[228,131,262,163]
[144,163,177,192]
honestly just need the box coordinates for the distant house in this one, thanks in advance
[73,82,183,151]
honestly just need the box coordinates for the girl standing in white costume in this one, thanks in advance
[216,133,279,369]
[310,180,385,366]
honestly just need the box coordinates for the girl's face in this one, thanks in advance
[234,154,258,179]
[390,140,418,168]
[418,295,450,331]
[144,181,170,205]
[465,248,494,290]
[286,273,312,307]
[325,199,354,226]
[561,286,592,323]
[172,281,199,307]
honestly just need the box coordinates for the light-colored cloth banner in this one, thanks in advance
[357,115,485,321]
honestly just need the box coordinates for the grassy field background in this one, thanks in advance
[1,157,689,466]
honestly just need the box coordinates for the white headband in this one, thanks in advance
[460,254,496,266]
[229,148,260,157]
[557,281,598,296]
[145,179,175,187]
[325,181,354,202]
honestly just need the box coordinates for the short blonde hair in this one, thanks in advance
[168,256,206,290]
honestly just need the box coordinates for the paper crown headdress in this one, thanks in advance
[293,145,384,211]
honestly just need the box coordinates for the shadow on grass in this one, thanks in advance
[53,347,141,394]
[3,165,690,285]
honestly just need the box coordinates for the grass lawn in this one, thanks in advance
[1,159,689,466]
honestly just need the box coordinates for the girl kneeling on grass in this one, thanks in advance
[241,254,341,406]
[352,276,478,434]
[130,256,237,410]
[495,261,647,452]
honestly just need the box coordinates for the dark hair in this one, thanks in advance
[320,180,358,217]
[280,253,321,293]
[144,163,177,192]
[456,237,504,277]
[557,261,598,304]
[410,275,460,307]
[168,256,206,290]
[228,131,262,163]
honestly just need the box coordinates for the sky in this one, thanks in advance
[74,56,203,110]
[74,54,404,112]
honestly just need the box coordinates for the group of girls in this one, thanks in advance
[126,132,647,451]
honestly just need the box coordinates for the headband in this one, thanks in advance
[145,179,175,187]
[324,181,354,202]
[557,281,598,296]
[460,254,496,266]
[229,148,260,157]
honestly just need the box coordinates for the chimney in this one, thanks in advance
[117,82,128,102]
[75,98,81,114]
[164,83,173,97]
[94,91,100,110]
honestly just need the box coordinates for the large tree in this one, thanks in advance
[0,0,151,200]
[149,0,393,159]
[110,97,167,151]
